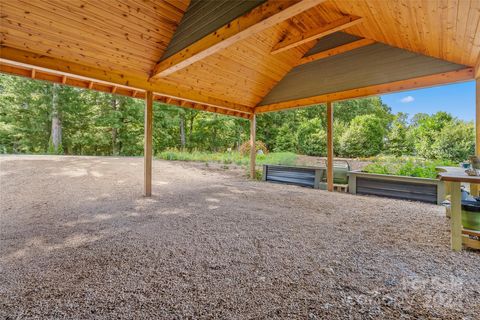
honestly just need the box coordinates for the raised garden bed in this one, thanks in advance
[262,164,324,189]
[348,170,445,204]
[262,163,349,190]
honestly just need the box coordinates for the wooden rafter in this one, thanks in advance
[150,0,327,79]
[475,54,480,79]
[255,68,474,113]
[271,15,364,54]
[0,62,251,119]
[297,38,375,66]
[0,46,253,115]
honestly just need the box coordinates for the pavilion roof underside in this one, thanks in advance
[0,0,478,117]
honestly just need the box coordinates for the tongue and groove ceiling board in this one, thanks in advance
[0,0,190,76]
[150,0,340,107]
[312,0,480,67]
[155,19,321,107]
[161,0,267,60]
[0,0,479,116]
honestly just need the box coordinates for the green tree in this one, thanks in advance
[385,112,414,156]
[431,121,475,162]
[411,111,453,159]
[297,118,327,156]
[274,123,298,152]
[340,114,386,157]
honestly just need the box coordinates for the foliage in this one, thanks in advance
[340,114,387,157]
[385,112,414,156]
[296,118,326,156]
[0,74,475,163]
[274,123,297,152]
[410,112,453,159]
[239,140,268,156]
[363,156,456,179]
[431,121,475,162]
[158,150,296,166]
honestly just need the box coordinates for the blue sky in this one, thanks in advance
[380,80,475,122]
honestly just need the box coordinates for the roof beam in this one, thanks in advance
[0,46,253,115]
[271,15,364,55]
[0,62,250,119]
[297,38,375,66]
[150,0,327,79]
[475,54,480,79]
[255,68,474,113]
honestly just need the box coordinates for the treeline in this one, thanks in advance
[0,74,475,162]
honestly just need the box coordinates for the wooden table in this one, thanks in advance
[438,167,480,251]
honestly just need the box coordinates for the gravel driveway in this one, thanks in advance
[0,155,478,319]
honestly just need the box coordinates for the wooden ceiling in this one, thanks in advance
[0,0,478,117]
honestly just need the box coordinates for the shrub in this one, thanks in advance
[274,124,297,152]
[296,118,326,156]
[431,121,474,162]
[340,114,386,157]
[363,156,456,179]
[385,113,414,156]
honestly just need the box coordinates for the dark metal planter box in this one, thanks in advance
[348,170,445,205]
[262,164,324,189]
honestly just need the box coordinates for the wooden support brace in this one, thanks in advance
[271,15,363,54]
[472,78,480,196]
[450,181,462,251]
[144,91,153,197]
[326,101,334,192]
[250,113,257,179]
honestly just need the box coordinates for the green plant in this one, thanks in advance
[296,118,326,156]
[156,150,297,167]
[363,156,456,179]
[340,114,386,157]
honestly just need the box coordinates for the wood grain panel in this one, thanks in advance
[0,0,189,75]
[311,0,480,67]
[1,0,479,114]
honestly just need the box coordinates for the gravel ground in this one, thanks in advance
[0,155,479,319]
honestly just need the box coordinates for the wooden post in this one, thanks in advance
[326,101,334,192]
[472,79,480,196]
[250,113,256,179]
[476,79,480,153]
[450,181,462,251]
[144,91,153,197]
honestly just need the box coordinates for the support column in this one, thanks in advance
[326,101,334,192]
[472,79,480,196]
[450,181,462,251]
[476,79,480,153]
[250,113,256,179]
[144,91,153,197]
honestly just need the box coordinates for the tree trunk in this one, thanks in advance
[50,83,62,153]
[179,114,186,150]
[188,112,197,145]
[111,97,119,155]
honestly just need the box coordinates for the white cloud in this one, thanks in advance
[400,95,415,103]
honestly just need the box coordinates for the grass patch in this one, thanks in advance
[157,150,297,167]
[362,155,456,179]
